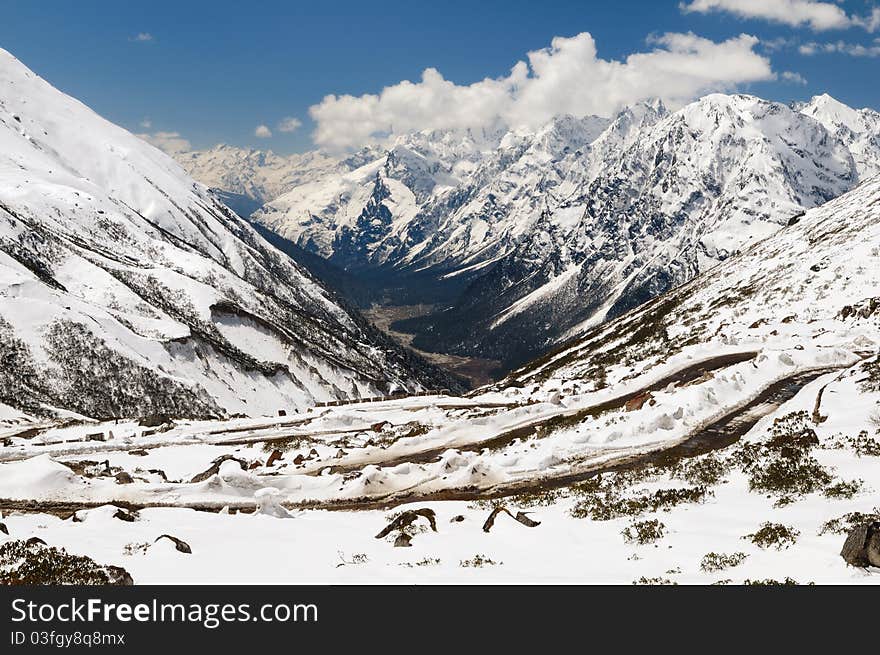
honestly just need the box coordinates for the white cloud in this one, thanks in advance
[277,117,302,133]
[136,131,191,154]
[853,8,880,32]
[309,32,774,150]
[681,0,879,32]
[800,38,880,56]
[139,118,152,129]
[781,70,808,84]
[129,32,154,42]
[254,125,273,138]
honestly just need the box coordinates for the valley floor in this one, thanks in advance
[362,303,502,387]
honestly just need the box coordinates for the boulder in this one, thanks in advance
[840,521,880,567]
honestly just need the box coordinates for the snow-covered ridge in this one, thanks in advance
[0,48,453,420]
[242,92,878,370]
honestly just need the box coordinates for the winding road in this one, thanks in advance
[0,355,840,515]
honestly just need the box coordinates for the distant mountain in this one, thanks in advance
[501,170,880,396]
[246,93,876,372]
[796,93,880,181]
[0,48,458,421]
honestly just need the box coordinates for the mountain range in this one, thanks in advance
[177,91,880,372]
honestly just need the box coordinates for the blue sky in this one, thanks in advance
[1,0,878,153]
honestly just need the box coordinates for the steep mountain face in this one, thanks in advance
[405,94,860,367]
[499,171,880,395]
[254,117,612,273]
[0,48,456,420]
[797,93,880,181]
[212,92,876,375]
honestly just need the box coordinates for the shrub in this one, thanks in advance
[632,576,677,585]
[622,519,666,545]
[700,552,748,573]
[818,510,880,536]
[459,554,501,568]
[743,523,800,550]
[743,577,803,586]
[0,540,132,585]
[823,479,862,500]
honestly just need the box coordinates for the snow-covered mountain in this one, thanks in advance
[501,171,880,394]
[4,173,877,585]
[407,94,860,367]
[171,144,377,218]
[0,48,456,421]
[250,93,876,371]
[797,93,880,181]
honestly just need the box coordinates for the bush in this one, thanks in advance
[0,540,132,585]
[823,479,862,500]
[673,453,731,487]
[459,554,501,568]
[818,510,880,536]
[571,485,711,521]
[622,519,666,545]
[700,552,748,573]
[743,523,800,550]
[743,577,803,586]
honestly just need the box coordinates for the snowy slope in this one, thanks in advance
[402,94,865,367]
[1,176,878,585]
[250,94,877,371]
[797,93,880,181]
[0,48,455,420]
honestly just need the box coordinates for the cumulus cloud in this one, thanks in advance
[129,32,154,42]
[136,131,191,154]
[139,118,152,129]
[800,38,880,56]
[854,7,880,32]
[277,117,302,133]
[681,0,878,32]
[254,124,273,138]
[309,31,774,150]
[781,70,808,84]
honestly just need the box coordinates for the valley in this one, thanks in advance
[1,42,878,587]
[362,303,502,387]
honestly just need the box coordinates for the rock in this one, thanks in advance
[139,414,172,428]
[105,565,134,586]
[85,432,105,442]
[113,508,138,522]
[154,534,192,554]
[840,521,880,567]
[147,468,168,481]
[450,515,465,523]
[266,449,284,467]
[393,533,412,547]
[114,471,134,484]
[375,508,438,539]
[278,409,287,417]
[868,530,880,568]
[128,449,149,456]
[189,454,248,483]
[0,522,8,535]
[334,449,347,459]
[25,537,47,547]
[371,421,390,433]
[293,454,305,465]
[625,392,653,412]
